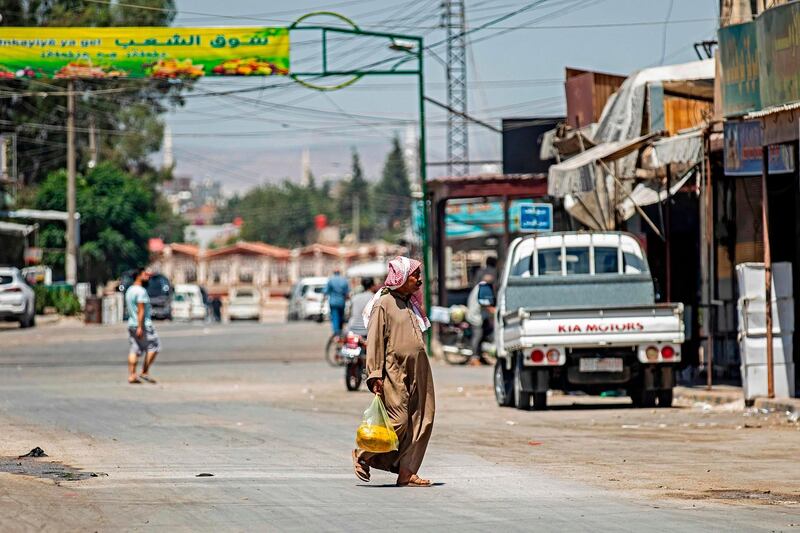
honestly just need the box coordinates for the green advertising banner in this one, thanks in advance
[0,27,289,79]
[757,2,800,110]
[718,21,760,117]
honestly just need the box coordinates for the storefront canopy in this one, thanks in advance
[547,132,660,197]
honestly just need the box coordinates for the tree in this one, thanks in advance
[215,181,337,248]
[376,135,412,234]
[0,0,184,186]
[151,196,186,244]
[34,163,157,286]
[337,148,374,240]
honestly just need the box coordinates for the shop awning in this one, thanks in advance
[547,132,661,197]
[619,168,697,221]
[645,128,704,167]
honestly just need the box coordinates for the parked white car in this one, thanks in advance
[228,287,261,321]
[0,266,36,328]
[286,277,329,321]
[172,284,207,321]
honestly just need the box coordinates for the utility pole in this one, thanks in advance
[88,114,97,168]
[442,0,468,176]
[66,80,77,286]
[761,145,774,398]
[352,195,360,243]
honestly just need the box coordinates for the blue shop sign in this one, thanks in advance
[724,120,794,176]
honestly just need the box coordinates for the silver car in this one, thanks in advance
[0,267,36,328]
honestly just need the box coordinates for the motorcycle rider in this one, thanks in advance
[466,273,495,366]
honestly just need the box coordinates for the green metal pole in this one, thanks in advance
[417,40,433,347]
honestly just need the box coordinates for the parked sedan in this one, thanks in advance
[227,287,261,321]
[0,266,36,328]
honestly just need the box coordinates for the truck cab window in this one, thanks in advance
[594,247,619,274]
[623,252,647,274]
[537,249,562,276]
[511,254,532,276]
[564,247,590,275]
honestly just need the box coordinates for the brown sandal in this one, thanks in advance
[352,449,370,482]
[397,475,432,487]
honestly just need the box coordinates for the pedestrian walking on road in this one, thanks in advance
[352,256,435,487]
[323,269,349,339]
[466,273,496,366]
[346,277,378,337]
[125,267,161,385]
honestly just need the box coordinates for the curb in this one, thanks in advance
[674,386,800,415]
[755,397,800,416]
[674,386,742,406]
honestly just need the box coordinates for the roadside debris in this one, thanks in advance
[196,473,214,477]
[18,447,47,458]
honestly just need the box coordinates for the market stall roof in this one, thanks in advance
[744,100,800,119]
[427,173,548,203]
[547,132,661,197]
[642,128,704,168]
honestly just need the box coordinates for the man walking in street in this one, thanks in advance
[466,273,496,366]
[352,257,435,487]
[346,277,378,338]
[125,267,161,384]
[324,268,350,339]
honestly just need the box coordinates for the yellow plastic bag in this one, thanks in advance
[356,394,399,453]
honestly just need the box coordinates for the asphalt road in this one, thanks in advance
[0,320,798,532]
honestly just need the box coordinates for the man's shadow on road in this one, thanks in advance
[358,482,446,488]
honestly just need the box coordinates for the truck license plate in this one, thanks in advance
[579,357,623,373]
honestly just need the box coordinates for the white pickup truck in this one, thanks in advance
[491,232,684,410]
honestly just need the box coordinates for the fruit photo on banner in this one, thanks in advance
[0,27,290,79]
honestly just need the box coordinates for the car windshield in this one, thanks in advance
[174,294,186,302]
[236,291,254,298]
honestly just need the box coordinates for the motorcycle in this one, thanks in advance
[340,331,367,391]
[433,305,496,365]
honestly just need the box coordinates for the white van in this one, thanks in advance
[172,284,206,321]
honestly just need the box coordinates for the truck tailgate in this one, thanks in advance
[502,304,684,350]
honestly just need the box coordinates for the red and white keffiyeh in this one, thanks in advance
[362,256,430,333]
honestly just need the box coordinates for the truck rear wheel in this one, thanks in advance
[514,355,532,410]
[494,360,514,407]
[631,385,656,408]
[657,387,673,408]
[532,391,547,410]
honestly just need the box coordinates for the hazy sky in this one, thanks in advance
[163,0,719,193]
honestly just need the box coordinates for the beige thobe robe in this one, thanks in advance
[357,291,435,475]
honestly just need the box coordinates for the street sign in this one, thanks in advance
[519,203,553,232]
